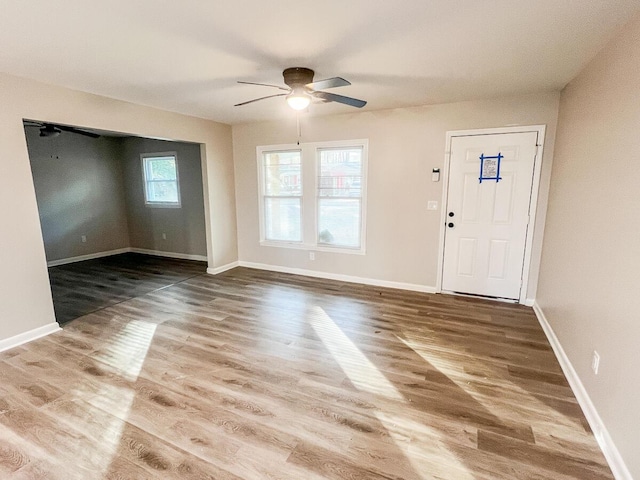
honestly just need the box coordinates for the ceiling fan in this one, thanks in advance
[235,67,367,110]
[24,121,100,139]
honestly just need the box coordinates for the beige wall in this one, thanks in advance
[0,72,236,342]
[122,137,207,256]
[25,129,130,262]
[233,92,560,296]
[536,14,640,478]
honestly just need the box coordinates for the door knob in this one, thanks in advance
[448,212,455,217]
[448,222,455,228]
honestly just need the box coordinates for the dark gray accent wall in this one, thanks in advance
[25,128,129,262]
[26,130,207,262]
[121,137,207,257]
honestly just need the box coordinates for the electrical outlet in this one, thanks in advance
[309,252,315,260]
[427,201,438,210]
[162,233,167,240]
[81,235,87,243]
[592,351,600,375]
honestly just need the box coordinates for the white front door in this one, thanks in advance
[442,131,539,300]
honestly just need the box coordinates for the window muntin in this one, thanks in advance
[142,153,180,207]
[261,150,302,242]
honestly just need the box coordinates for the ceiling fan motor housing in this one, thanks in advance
[283,67,314,88]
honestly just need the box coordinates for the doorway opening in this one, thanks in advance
[23,120,210,323]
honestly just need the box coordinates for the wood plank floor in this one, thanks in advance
[48,253,207,324]
[0,266,612,479]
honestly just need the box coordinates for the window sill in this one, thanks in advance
[144,202,182,209]
[260,241,365,256]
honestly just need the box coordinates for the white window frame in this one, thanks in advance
[141,152,181,208]
[257,147,304,245]
[257,139,368,255]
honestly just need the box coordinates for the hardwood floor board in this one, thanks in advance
[297,375,480,448]
[287,440,419,480]
[81,367,301,462]
[0,347,26,361]
[0,405,123,478]
[532,428,611,463]
[230,446,332,480]
[188,368,356,452]
[42,394,243,480]
[399,336,565,376]
[4,350,104,403]
[0,361,66,409]
[508,364,571,386]
[477,429,613,479]
[431,441,584,480]
[0,435,30,475]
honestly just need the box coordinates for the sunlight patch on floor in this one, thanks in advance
[396,334,583,429]
[78,384,136,476]
[93,320,157,380]
[70,319,157,476]
[374,410,477,480]
[309,306,403,400]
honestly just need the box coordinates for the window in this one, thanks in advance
[257,140,367,253]
[317,147,364,248]
[262,150,302,242]
[141,153,181,207]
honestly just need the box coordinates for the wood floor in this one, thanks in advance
[48,253,207,324]
[0,265,612,479]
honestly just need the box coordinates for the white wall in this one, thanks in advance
[233,92,560,296]
[25,129,130,262]
[536,13,640,479]
[122,137,207,257]
[0,72,236,342]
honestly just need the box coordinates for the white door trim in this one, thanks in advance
[436,125,546,304]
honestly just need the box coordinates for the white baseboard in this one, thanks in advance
[207,261,240,275]
[523,298,535,307]
[129,248,207,262]
[47,248,130,267]
[235,261,436,294]
[0,322,61,353]
[533,302,631,480]
[48,247,207,267]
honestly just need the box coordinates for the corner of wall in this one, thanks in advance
[532,302,632,480]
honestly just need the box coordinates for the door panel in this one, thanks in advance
[456,238,477,277]
[442,131,538,299]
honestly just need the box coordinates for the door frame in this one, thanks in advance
[436,125,546,304]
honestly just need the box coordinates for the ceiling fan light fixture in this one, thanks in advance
[286,88,311,110]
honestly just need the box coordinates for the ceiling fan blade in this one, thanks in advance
[311,91,367,108]
[238,81,289,92]
[57,125,101,138]
[306,77,351,90]
[235,93,288,107]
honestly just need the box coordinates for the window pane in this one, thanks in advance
[263,151,302,196]
[147,157,177,180]
[265,197,301,242]
[318,198,361,248]
[147,181,179,203]
[318,148,362,197]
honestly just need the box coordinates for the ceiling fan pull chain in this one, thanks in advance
[296,113,301,145]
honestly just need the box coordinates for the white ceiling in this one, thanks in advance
[1,1,639,125]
